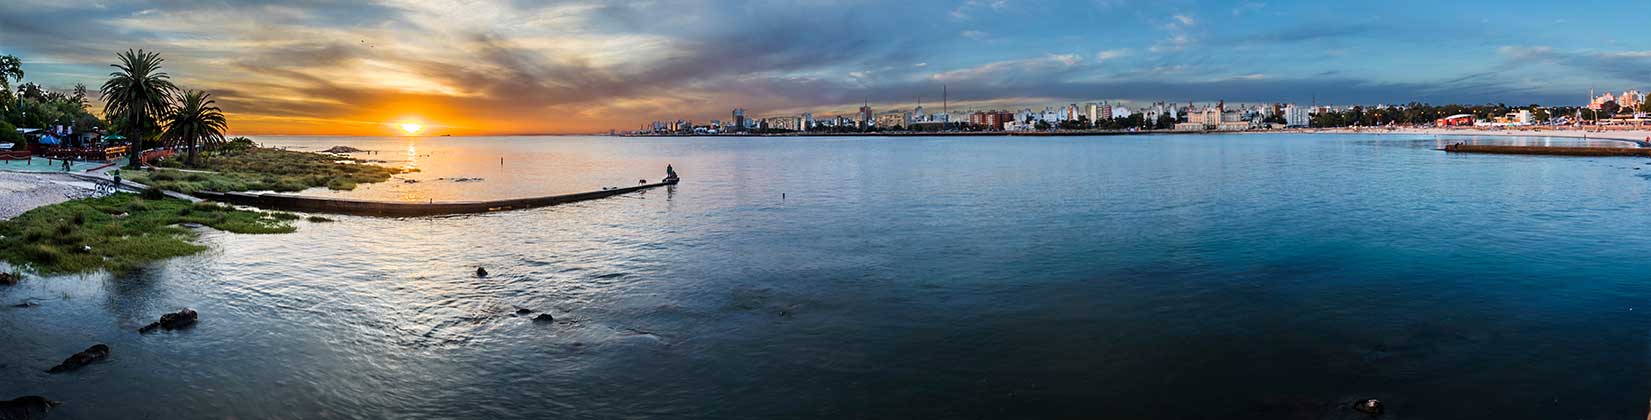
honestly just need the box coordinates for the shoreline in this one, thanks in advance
[616,127,1651,144]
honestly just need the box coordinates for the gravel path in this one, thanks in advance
[0,171,96,220]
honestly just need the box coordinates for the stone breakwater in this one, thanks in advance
[1441,143,1651,157]
[193,179,679,217]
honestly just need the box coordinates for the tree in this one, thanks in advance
[0,55,21,109]
[1600,101,1620,117]
[161,90,227,166]
[16,82,45,101]
[101,49,178,169]
[0,121,22,148]
[70,83,89,108]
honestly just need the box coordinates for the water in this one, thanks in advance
[3,133,1650,419]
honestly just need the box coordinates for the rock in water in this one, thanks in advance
[1352,398,1383,416]
[533,314,555,323]
[139,309,199,333]
[0,272,17,285]
[515,308,535,315]
[46,344,109,373]
[0,396,60,420]
[475,267,489,278]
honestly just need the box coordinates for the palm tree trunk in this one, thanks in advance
[126,133,142,169]
[187,140,198,167]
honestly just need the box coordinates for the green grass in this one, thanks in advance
[0,193,296,275]
[130,147,413,193]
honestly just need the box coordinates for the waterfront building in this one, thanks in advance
[767,116,803,131]
[859,105,874,127]
[1283,105,1310,127]
[967,111,1014,130]
[1200,106,1221,129]
[1039,108,1061,123]
[802,113,814,129]
[875,112,907,128]
[732,108,747,132]
[1590,92,1617,110]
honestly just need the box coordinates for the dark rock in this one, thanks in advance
[11,301,38,308]
[139,309,199,333]
[475,267,489,278]
[321,146,365,153]
[0,396,60,420]
[638,179,647,184]
[1352,398,1383,416]
[0,272,16,285]
[46,344,109,373]
[533,314,555,323]
[515,308,534,315]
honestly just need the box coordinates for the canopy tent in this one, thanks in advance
[103,134,126,141]
[37,134,61,145]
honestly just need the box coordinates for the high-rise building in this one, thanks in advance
[1283,104,1310,127]
[731,108,747,132]
[859,105,874,127]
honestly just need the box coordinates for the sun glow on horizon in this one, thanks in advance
[399,123,424,135]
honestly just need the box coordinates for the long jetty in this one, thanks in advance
[1441,143,1651,157]
[194,179,677,217]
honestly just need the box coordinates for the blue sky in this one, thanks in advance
[1,0,1647,134]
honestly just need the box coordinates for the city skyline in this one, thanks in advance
[3,0,1649,135]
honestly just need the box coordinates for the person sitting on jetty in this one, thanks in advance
[664,164,679,183]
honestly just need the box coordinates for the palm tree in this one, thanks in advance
[161,90,227,166]
[71,83,89,108]
[101,49,177,169]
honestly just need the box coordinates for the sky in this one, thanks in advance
[1,0,1648,135]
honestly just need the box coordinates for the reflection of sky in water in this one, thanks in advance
[257,136,684,202]
[6,134,1651,419]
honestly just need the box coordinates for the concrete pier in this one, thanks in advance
[193,179,677,217]
[1441,143,1651,157]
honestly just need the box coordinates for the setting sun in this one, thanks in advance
[399,123,423,135]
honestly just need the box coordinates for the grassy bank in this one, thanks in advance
[130,146,412,193]
[0,193,298,274]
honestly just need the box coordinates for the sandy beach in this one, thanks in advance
[0,171,99,220]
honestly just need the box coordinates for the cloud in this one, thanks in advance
[0,0,1640,134]
[1150,34,1194,53]
[949,0,1009,20]
[930,54,1084,84]
[1095,49,1130,62]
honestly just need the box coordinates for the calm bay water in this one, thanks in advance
[3,133,1651,419]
